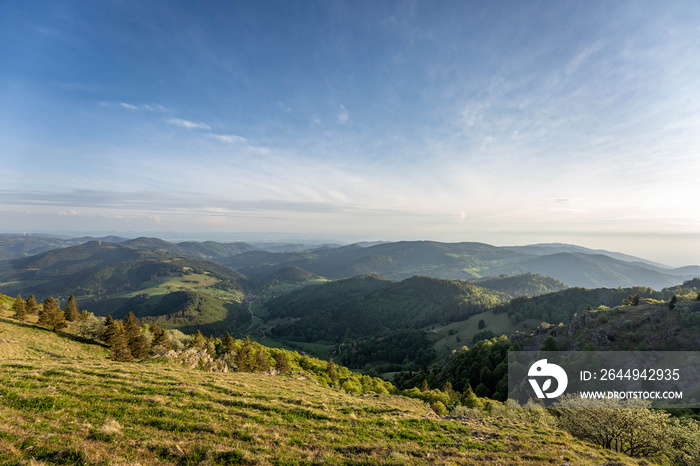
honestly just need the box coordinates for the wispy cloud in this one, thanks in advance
[337,104,349,124]
[207,134,247,143]
[100,101,167,112]
[167,118,211,130]
[564,41,604,77]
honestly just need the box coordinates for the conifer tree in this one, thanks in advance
[237,336,254,371]
[189,330,208,350]
[462,384,481,408]
[103,315,119,345]
[274,351,289,373]
[150,322,172,350]
[64,295,80,322]
[420,379,430,392]
[11,294,27,321]
[221,332,236,355]
[327,357,339,382]
[110,327,133,362]
[25,294,39,315]
[255,349,270,372]
[39,297,66,331]
[123,311,149,359]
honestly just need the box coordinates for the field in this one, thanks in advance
[0,310,644,465]
[117,271,245,302]
[428,310,538,359]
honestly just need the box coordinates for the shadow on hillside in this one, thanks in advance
[0,314,108,348]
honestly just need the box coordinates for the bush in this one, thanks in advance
[430,401,448,415]
[554,395,671,458]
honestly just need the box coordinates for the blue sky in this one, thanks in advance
[1,1,699,265]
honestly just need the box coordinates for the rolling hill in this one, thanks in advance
[222,240,697,289]
[0,240,251,336]
[3,235,697,290]
[265,274,506,343]
[0,309,643,465]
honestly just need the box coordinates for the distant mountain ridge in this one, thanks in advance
[1,234,698,290]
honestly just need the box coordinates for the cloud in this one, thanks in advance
[167,118,211,130]
[337,105,349,124]
[564,41,604,76]
[208,134,247,143]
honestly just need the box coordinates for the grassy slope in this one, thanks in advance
[0,310,641,465]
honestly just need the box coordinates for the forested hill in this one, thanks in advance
[3,241,246,299]
[265,274,505,342]
[2,235,698,289]
[0,241,252,336]
[221,240,697,289]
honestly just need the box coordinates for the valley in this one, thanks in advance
[1,233,700,465]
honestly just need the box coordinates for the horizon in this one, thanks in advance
[1,229,697,269]
[2,1,699,268]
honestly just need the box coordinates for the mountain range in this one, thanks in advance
[1,235,698,291]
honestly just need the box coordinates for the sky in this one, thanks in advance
[1,0,700,266]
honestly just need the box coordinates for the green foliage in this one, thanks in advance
[123,311,149,359]
[149,321,172,351]
[267,274,504,343]
[327,358,338,382]
[76,312,106,341]
[495,286,671,324]
[476,273,568,298]
[396,336,512,402]
[555,395,681,459]
[339,329,435,372]
[669,294,678,310]
[38,296,66,331]
[94,290,251,337]
[11,294,27,321]
[471,329,496,344]
[25,294,39,315]
[64,294,80,321]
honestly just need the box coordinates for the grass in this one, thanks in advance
[428,310,536,358]
[0,309,643,465]
[0,358,642,466]
[118,272,245,302]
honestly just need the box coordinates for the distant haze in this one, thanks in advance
[2,2,699,267]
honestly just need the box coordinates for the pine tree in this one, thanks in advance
[123,311,149,359]
[327,358,339,382]
[237,337,254,372]
[25,295,39,315]
[420,379,430,392]
[255,350,270,372]
[273,351,289,373]
[39,297,66,331]
[462,384,481,408]
[103,315,118,345]
[221,332,236,355]
[11,294,27,321]
[150,322,172,350]
[110,327,133,362]
[189,330,208,350]
[64,295,80,322]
